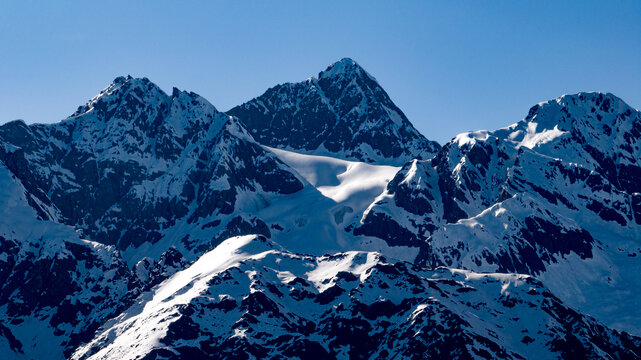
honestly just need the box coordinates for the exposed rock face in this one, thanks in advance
[0,162,137,359]
[0,76,304,263]
[71,236,641,360]
[357,93,641,255]
[228,58,441,165]
[355,92,641,334]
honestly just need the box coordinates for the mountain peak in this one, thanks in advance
[229,58,440,164]
[488,91,641,193]
[532,91,628,116]
[106,75,157,93]
[112,74,133,85]
[70,75,168,119]
[318,57,375,82]
[513,92,639,138]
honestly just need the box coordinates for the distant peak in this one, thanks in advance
[321,57,360,76]
[108,76,163,96]
[107,75,156,91]
[69,76,168,118]
[334,57,358,67]
[493,91,639,150]
[525,92,632,123]
[113,75,133,85]
[554,92,623,107]
[318,57,376,82]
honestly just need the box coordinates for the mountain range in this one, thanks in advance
[0,58,639,359]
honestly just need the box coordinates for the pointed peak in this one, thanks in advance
[112,75,133,85]
[331,57,359,68]
[103,74,158,91]
[70,76,168,118]
[169,86,219,114]
[107,75,157,92]
[106,75,159,93]
[318,57,376,82]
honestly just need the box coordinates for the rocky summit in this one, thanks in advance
[0,59,640,359]
[228,58,441,165]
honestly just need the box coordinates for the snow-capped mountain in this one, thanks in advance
[1,58,640,359]
[355,92,641,335]
[228,58,441,165]
[0,76,305,265]
[72,235,640,360]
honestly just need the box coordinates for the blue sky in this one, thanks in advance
[1,1,639,144]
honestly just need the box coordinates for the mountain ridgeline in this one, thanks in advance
[0,58,640,359]
[228,58,441,165]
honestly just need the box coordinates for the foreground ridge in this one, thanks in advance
[72,235,641,360]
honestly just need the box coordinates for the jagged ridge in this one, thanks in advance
[72,235,641,360]
[228,58,441,165]
[355,92,641,335]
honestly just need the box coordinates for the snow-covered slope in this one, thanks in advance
[228,58,441,165]
[357,92,641,335]
[266,146,399,205]
[258,146,431,263]
[72,235,640,360]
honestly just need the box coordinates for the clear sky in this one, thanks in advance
[1,1,639,144]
